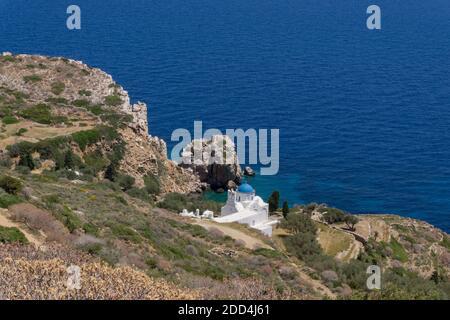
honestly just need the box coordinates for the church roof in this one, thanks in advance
[237,183,254,193]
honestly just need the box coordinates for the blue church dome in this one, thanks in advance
[237,183,254,193]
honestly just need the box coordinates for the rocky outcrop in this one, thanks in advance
[0,53,201,194]
[180,135,242,191]
[244,166,256,177]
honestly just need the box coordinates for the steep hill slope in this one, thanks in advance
[1,53,449,300]
[0,53,200,194]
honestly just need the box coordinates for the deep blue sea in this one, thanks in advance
[1,0,450,232]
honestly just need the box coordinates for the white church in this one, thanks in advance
[214,183,277,236]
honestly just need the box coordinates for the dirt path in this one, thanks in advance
[293,264,336,299]
[195,220,272,250]
[354,217,390,242]
[336,240,363,261]
[0,209,43,246]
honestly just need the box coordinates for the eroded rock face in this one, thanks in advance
[0,53,201,194]
[180,135,242,191]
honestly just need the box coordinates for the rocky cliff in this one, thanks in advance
[181,135,242,191]
[0,53,201,194]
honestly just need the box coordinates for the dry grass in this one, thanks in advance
[0,244,198,300]
[316,223,353,258]
[0,120,95,150]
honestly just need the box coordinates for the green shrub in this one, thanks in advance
[441,235,450,250]
[158,192,222,214]
[87,104,104,115]
[14,166,31,175]
[78,90,92,96]
[19,103,66,124]
[46,97,68,105]
[253,248,283,258]
[0,226,28,244]
[281,213,322,260]
[73,99,90,108]
[282,200,289,218]
[104,95,123,106]
[1,55,16,63]
[389,238,408,262]
[126,187,151,202]
[144,174,160,195]
[72,126,119,151]
[158,193,187,212]
[79,243,103,255]
[109,223,141,243]
[0,190,21,208]
[51,81,65,95]
[83,223,99,236]
[84,151,109,174]
[18,151,35,170]
[0,175,23,195]
[15,128,28,136]
[116,174,135,191]
[114,195,128,205]
[100,112,133,127]
[0,157,12,168]
[72,129,101,151]
[2,115,19,124]
[52,205,82,233]
[23,75,42,83]
[322,207,346,224]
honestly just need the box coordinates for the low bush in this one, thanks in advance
[108,223,141,243]
[23,75,42,83]
[19,104,67,125]
[78,89,92,96]
[73,99,90,108]
[2,115,19,125]
[126,187,151,202]
[144,175,160,195]
[321,207,346,224]
[71,129,101,151]
[116,174,135,191]
[0,226,28,244]
[281,213,322,260]
[389,238,408,262]
[51,81,65,95]
[0,190,21,208]
[158,192,222,214]
[72,126,119,151]
[104,95,123,106]
[0,175,23,195]
[15,128,28,136]
[441,235,450,250]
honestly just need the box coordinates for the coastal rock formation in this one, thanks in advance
[244,166,256,177]
[180,135,242,190]
[0,53,201,194]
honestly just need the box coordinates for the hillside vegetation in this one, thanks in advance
[0,53,449,300]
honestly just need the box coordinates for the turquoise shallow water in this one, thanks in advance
[1,0,450,232]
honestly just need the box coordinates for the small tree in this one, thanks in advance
[282,200,289,218]
[268,191,280,213]
[18,151,35,170]
[344,215,359,231]
[117,174,135,191]
[144,174,161,195]
[104,162,117,181]
[64,150,75,169]
[0,175,23,195]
